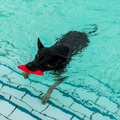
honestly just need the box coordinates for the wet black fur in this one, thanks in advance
[26,31,89,72]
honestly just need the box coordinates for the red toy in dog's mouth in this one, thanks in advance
[18,64,44,76]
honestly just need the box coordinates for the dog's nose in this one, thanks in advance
[26,63,33,69]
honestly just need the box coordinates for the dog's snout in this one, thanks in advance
[26,63,33,69]
[26,62,40,71]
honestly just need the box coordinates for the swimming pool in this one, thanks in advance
[0,0,120,119]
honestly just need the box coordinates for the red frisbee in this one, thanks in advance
[18,64,44,76]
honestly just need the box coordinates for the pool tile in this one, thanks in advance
[8,82,20,88]
[19,85,41,96]
[0,83,3,89]
[96,97,118,113]
[0,91,10,100]
[59,83,75,92]
[72,117,81,120]
[83,76,100,88]
[116,98,120,106]
[8,72,30,85]
[70,102,93,118]
[0,86,25,99]
[83,117,90,120]
[117,109,120,116]
[63,106,85,118]
[42,105,72,120]
[30,82,49,93]
[0,76,20,87]
[30,82,49,92]
[50,98,63,108]
[75,87,98,102]
[51,89,74,107]
[32,110,54,120]
[10,96,33,112]
[0,115,8,120]
[9,108,37,120]
[0,65,12,76]
[0,57,12,68]
[22,94,49,112]
[92,113,111,120]
[0,77,9,85]
[0,100,15,117]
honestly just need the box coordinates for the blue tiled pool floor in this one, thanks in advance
[1,0,120,119]
[0,65,119,120]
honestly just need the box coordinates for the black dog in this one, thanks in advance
[26,31,89,104]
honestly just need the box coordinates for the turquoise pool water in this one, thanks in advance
[0,0,120,120]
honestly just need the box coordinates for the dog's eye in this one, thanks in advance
[37,54,39,57]
[47,64,52,68]
[35,54,39,58]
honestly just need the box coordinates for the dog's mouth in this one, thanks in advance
[26,62,43,72]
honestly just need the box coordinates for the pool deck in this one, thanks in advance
[0,65,119,120]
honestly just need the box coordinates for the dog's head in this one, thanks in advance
[26,38,69,72]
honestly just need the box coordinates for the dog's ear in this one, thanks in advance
[38,38,44,49]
